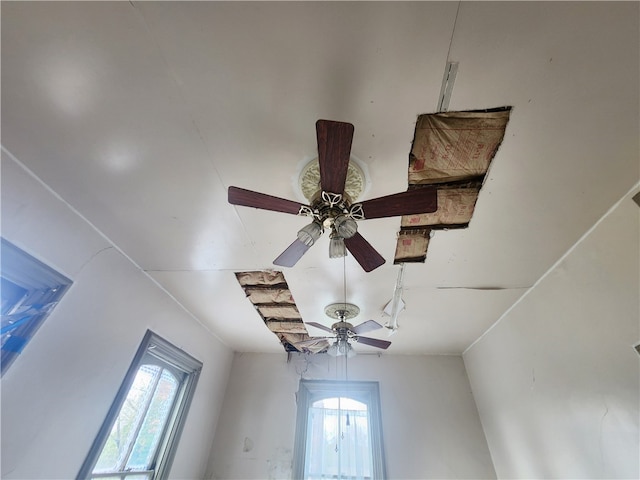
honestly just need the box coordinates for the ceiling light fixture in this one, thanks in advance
[325,290,360,358]
[298,158,366,260]
[329,234,346,259]
[229,120,439,272]
[295,256,392,354]
[327,338,356,358]
[334,215,358,239]
[297,220,323,246]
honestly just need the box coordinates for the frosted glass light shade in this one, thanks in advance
[327,339,356,357]
[297,221,323,246]
[327,342,339,357]
[334,215,358,239]
[329,236,346,258]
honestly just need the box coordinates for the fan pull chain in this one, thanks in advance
[346,345,349,382]
[342,254,347,310]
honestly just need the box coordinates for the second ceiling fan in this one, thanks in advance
[228,119,438,272]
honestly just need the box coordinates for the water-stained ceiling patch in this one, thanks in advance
[235,270,329,353]
[394,107,512,263]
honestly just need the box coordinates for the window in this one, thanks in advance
[1,238,72,376]
[78,331,202,480]
[293,380,386,480]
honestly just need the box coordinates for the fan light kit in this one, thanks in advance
[228,119,438,272]
[297,302,392,355]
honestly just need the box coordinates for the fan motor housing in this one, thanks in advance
[331,321,353,332]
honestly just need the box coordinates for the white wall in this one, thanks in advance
[464,189,640,478]
[207,352,496,479]
[1,152,234,479]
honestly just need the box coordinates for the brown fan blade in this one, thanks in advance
[350,319,383,335]
[273,239,311,267]
[358,187,438,219]
[306,322,334,334]
[355,336,391,350]
[316,120,354,195]
[344,232,385,272]
[228,186,308,215]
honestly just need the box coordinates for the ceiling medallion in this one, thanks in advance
[324,302,360,320]
[299,157,365,203]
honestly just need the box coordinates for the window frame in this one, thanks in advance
[77,330,202,480]
[1,238,72,376]
[293,379,387,480]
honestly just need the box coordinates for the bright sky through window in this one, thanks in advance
[305,397,373,480]
[293,380,386,480]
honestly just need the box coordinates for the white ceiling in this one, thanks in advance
[2,2,638,354]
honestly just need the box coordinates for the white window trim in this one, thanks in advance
[293,379,387,480]
[77,330,202,480]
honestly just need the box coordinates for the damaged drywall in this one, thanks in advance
[234,271,329,353]
[408,108,511,184]
[394,107,511,263]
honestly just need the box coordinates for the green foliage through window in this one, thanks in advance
[78,331,201,480]
[93,365,180,475]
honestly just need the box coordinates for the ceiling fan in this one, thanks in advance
[296,304,392,356]
[228,119,438,272]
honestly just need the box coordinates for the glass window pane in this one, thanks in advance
[93,365,162,473]
[126,369,179,470]
[305,396,372,480]
[0,238,72,376]
[1,277,28,314]
[79,331,202,480]
[312,397,367,411]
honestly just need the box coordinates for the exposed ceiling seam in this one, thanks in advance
[445,1,462,67]
[436,2,461,112]
[128,1,224,182]
[127,0,258,258]
[1,145,231,348]
[463,180,640,356]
